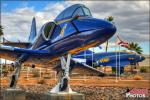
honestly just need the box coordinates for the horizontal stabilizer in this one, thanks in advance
[1,37,30,48]
[71,58,105,75]
[1,42,30,48]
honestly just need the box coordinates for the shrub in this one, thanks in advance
[133,75,142,80]
[112,67,116,73]
[37,78,46,84]
[140,67,147,73]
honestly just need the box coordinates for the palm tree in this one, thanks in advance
[107,16,114,22]
[0,25,4,76]
[128,42,143,54]
[0,25,3,36]
[127,42,143,73]
[105,16,114,52]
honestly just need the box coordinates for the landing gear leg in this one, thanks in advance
[50,54,74,93]
[4,55,27,100]
[9,60,22,88]
[9,54,28,88]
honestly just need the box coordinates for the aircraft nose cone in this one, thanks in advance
[141,55,145,61]
[98,19,117,37]
[137,55,145,62]
[106,21,117,35]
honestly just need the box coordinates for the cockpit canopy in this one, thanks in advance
[40,21,64,41]
[55,4,92,22]
[39,4,93,41]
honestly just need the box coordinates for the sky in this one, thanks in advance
[0,0,149,55]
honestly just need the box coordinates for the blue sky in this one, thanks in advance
[1,1,61,12]
[1,0,149,55]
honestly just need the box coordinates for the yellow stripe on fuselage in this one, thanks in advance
[48,41,100,63]
[69,41,100,55]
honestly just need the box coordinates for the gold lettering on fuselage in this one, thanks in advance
[128,58,134,60]
[69,41,100,55]
[100,58,110,63]
[60,23,68,37]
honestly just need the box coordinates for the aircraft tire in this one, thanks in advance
[60,78,68,91]
[10,75,16,87]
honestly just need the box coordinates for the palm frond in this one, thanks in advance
[128,42,143,54]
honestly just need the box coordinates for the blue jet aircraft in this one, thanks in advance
[73,50,145,74]
[0,4,116,93]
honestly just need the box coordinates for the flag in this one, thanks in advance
[116,35,130,48]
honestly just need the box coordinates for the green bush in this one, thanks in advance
[32,69,40,77]
[112,67,116,73]
[140,67,147,73]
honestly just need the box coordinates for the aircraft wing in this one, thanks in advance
[1,42,30,48]
[0,48,19,61]
[0,45,48,61]
[0,45,48,54]
[71,58,105,76]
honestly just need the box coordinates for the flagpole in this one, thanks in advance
[105,41,109,52]
[115,45,118,82]
[116,34,130,80]
[119,45,121,80]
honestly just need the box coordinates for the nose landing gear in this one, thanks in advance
[50,54,74,93]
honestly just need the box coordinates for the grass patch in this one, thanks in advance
[140,67,147,73]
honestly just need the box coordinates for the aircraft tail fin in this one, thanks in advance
[28,17,37,43]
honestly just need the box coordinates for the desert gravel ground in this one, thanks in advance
[0,75,149,100]
[1,83,150,100]
[0,85,147,100]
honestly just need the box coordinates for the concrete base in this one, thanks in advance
[3,88,25,100]
[42,92,85,100]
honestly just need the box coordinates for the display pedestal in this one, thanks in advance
[42,92,85,100]
[3,88,25,100]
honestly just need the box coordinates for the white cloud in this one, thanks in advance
[1,1,149,43]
